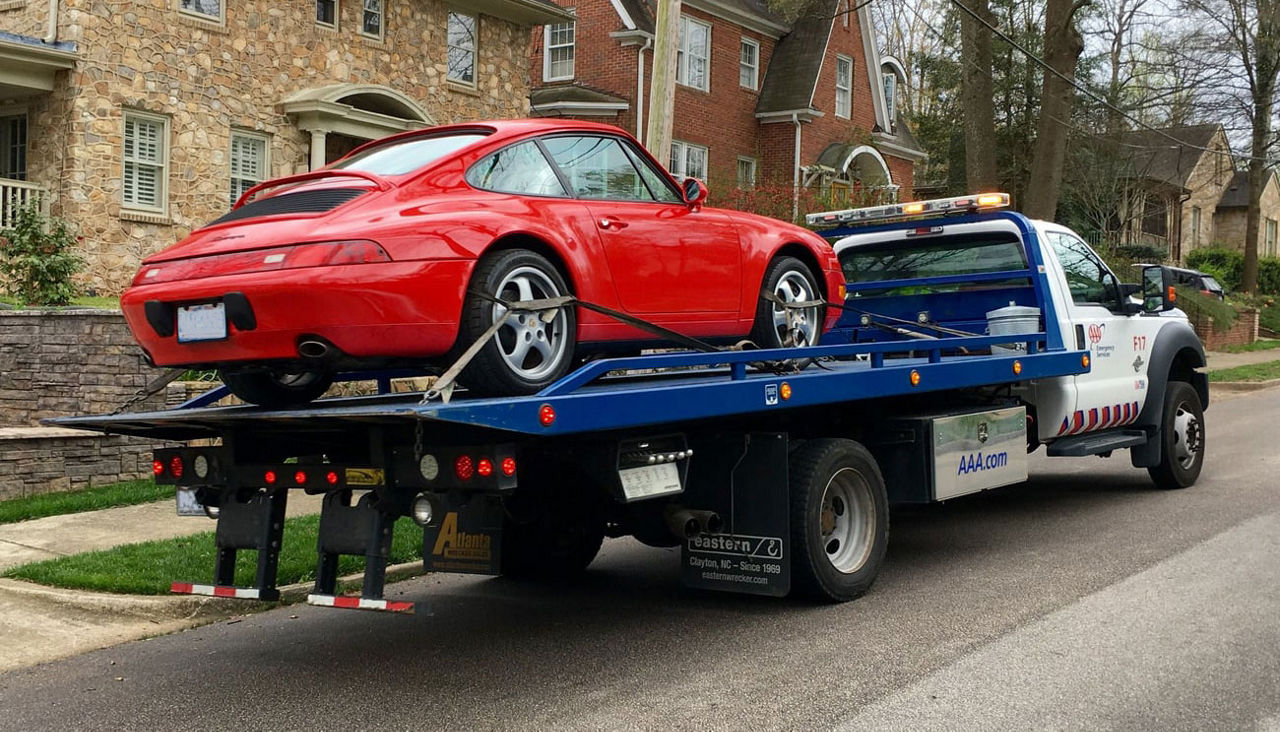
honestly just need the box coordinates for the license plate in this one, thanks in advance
[176,488,206,517]
[618,462,682,501]
[177,302,227,343]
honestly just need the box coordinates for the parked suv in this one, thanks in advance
[1169,266,1226,300]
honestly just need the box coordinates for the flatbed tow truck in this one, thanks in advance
[49,195,1208,612]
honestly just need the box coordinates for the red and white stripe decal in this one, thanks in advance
[1085,408,1099,431]
[170,582,262,600]
[1101,405,1112,427]
[306,594,415,614]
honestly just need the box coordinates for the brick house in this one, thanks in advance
[0,0,570,293]
[527,0,924,214]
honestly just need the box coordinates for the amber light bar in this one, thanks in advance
[806,192,1011,228]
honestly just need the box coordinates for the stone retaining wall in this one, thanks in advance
[0,427,169,500]
[0,309,166,425]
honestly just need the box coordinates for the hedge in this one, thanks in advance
[1185,248,1280,294]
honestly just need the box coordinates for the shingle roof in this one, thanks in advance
[755,0,839,115]
[531,84,630,106]
[1216,170,1280,209]
[614,0,654,32]
[1116,123,1225,188]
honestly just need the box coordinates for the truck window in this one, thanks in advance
[838,232,1028,291]
[1047,233,1115,307]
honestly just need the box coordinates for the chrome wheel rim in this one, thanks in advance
[771,270,819,346]
[819,467,876,574]
[492,265,569,381]
[1172,402,1202,470]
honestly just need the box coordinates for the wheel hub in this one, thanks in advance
[771,271,819,346]
[1172,404,1201,469]
[491,266,569,380]
[819,467,876,574]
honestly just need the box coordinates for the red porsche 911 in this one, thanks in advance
[121,119,843,406]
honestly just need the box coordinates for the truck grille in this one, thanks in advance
[209,187,367,226]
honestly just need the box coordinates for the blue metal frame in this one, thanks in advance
[177,368,431,410]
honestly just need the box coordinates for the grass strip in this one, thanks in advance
[0,480,171,525]
[0,295,121,310]
[1207,360,1280,383]
[1218,339,1280,354]
[3,514,424,595]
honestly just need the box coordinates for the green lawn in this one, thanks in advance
[1208,360,1280,383]
[0,294,120,310]
[1218,339,1280,354]
[0,480,171,525]
[3,514,424,595]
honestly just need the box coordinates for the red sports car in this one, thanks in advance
[122,119,843,406]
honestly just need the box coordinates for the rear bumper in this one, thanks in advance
[121,259,473,367]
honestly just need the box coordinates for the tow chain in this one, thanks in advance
[112,367,187,415]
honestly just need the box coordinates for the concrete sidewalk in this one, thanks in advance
[1203,345,1280,371]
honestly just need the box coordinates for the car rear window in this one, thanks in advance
[331,133,488,176]
[838,232,1028,284]
[1200,276,1222,291]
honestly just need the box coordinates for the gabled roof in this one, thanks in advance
[1116,123,1227,188]
[755,0,839,116]
[1217,170,1278,209]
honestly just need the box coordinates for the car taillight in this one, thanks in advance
[1201,289,1214,298]
[283,240,391,268]
[128,240,391,285]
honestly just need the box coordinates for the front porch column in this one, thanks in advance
[309,130,328,170]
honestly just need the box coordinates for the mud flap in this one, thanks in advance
[679,433,790,597]
[422,494,504,575]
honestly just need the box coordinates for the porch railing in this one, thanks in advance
[0,178,47,229]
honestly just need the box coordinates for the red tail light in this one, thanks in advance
[477,458,493,477]
[169,456,184,479]
[539,404,556,427]
[1201,289,1214,298]
[152,460,165,476]
[264,470,277,485]
[294,470,307,485]
[326,471,339,485]
[455,455,474,480]
[130,240,391,286]
[501,457,517,476]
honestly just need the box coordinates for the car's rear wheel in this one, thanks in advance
[751,256,824,349]
[459,248,576,396]
[220,366,334,408]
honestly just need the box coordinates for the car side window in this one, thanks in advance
[465,141,568,197]
[540,136,656,202]
[620,142,683,204]
[1048,232,1115,307]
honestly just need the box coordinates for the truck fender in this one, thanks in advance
[1130,320,1208,468]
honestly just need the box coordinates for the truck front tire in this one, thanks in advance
[1147,380,1205,490]
[788,438,889,602]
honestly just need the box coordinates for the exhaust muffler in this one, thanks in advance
[663,506,723,539]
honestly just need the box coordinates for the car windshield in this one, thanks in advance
[331,133,489,176]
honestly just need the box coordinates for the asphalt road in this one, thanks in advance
[2,389,1278,731]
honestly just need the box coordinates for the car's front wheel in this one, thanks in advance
[751,256,824,349]
[459,248,576,396]
[219,366,334,408]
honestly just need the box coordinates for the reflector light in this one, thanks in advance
[501,457,517,476]
[1013,360,1023,375]
[169,456,184,479]
[780,382,792,400]
[294,470,307,485]
[326,471,339,485]
[538,403,556,427]
[264,470,277,485]
[909,370,921,386]
[1082,354,1091,368]
[806,192,1011,228]
[455,455,474,480]
[477,458,493,477]
[153,459,165,476]
[1167,286,1177,302]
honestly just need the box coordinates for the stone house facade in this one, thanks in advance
[527,0,923,215]
[0,0,571,293]
[1213,171,1280,257]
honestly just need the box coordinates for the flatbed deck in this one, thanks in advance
[48,333,1088,441]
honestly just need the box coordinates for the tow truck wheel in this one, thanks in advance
[219,366,334,408]
[1147,380,1205,490]
[501,481,605,579]
[788,438,889,602]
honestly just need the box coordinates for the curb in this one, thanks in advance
[1209,378,1280,392]
[0,561,425,619]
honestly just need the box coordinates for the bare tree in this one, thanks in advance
[1023,0,1091,219]
[959,0,999,190]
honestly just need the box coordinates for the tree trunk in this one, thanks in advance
[1023,0,1088,220]
[646,0,681,169]
[1242,93,1272,292]
[959,0,998,191]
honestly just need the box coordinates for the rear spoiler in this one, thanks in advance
[233,169,393,209]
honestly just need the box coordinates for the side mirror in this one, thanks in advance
[682,177,708,207]
[1141,265,1177,313]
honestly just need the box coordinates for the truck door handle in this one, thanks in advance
[599,217,628,230]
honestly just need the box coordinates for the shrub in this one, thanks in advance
[0,203,84,306]
[1186,248,1242,291]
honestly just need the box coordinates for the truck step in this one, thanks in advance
[170,582,278,602]
[1047,429,1147,457]
[306,593,415,614]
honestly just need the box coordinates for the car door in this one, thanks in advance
[539,134,741,320]
[1043,230,1153,436]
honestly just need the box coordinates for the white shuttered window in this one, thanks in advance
[835,55,852,118]
[123,112,168,212]
[230,132,269,207]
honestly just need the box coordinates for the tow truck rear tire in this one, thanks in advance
[1147,380,1205,490]
[788,438,889,602]
[501,482,605,580]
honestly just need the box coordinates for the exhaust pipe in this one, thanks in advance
[663,506,723,539]
[298,340,331,359]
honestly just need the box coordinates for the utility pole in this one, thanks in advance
[646,0,681,167]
